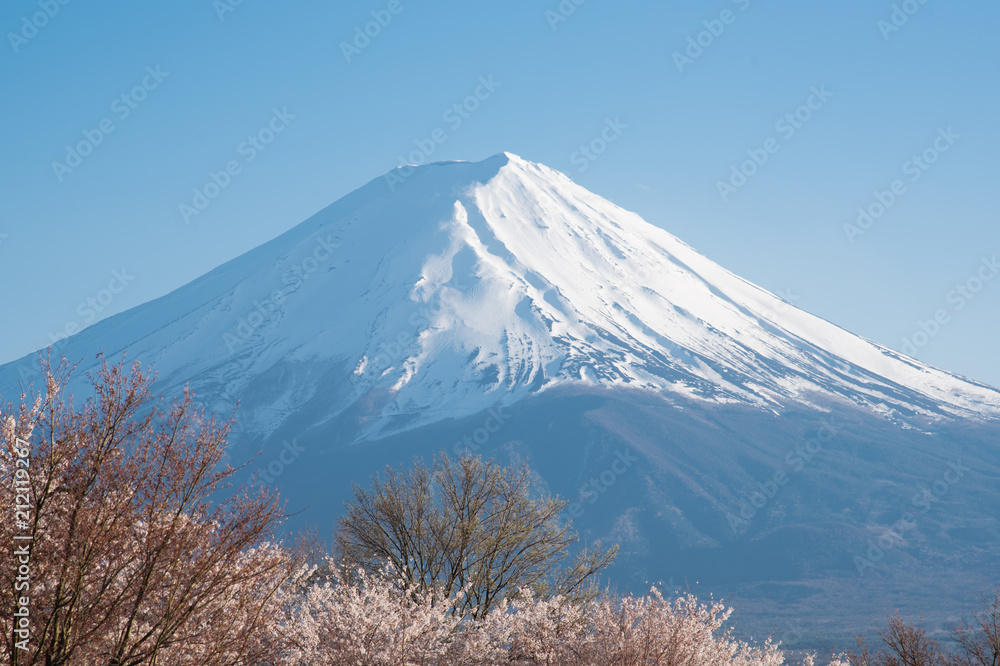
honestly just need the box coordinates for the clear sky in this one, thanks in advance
[2,0,998,387]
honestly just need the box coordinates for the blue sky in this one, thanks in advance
[2,0,998,387]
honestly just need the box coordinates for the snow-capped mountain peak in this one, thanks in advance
[3,153,998,443]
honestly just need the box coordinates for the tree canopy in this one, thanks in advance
[335,451,617,619]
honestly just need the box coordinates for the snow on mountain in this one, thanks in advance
[3,152,998,443]
[5,152,999,646]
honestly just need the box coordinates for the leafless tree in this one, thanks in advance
[951,584,1000,666]
[849,612,946,666]
[335,452,617,618]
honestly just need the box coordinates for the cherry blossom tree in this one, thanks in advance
[0,355,301,666]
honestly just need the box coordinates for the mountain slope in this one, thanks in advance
[4,153,997,444]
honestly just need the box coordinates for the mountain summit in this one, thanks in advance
[5,153,998,442]
[349,152,998,430]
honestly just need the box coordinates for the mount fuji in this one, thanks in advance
[3,152,998,646]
